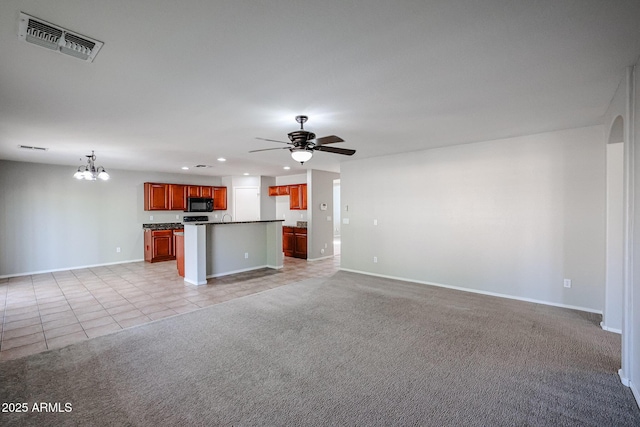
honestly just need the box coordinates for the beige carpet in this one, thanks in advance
[1,271,639,426]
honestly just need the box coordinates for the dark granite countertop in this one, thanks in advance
[142,223,184,230]
[185,220,285,226]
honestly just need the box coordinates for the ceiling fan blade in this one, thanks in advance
[315,145,356,156]
[255,137,291,144]
[249,147,291,153]
[315,135,344,145]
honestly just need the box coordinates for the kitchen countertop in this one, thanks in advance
[142,223,183,230]
[186,220,285,226]
[145,220,285,229]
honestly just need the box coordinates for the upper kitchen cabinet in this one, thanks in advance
[144,183,169,211]
[213,186,227,210]
[268,185,290,196]
[201,186,214,198]
[168,184,187,211]
[187,185,202,197]
[144,182,227,211]
[269,184,306,210]
[289,184,307,210]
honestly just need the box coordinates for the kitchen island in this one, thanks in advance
[184,220,284,285]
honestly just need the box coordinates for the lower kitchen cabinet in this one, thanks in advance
[144,228,183,263]
[283,226,307,259]
[174,231,185,277]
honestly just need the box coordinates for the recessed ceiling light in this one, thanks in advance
[181,166,189,170]
[283,166,291,170]
[243,173,249,176]
[217,158,226,162]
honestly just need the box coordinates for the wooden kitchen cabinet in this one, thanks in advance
[187,186,202,197]
[300,184,307,210]
[268,184,307,210]
[289,184,307,210]
[144,229,175,262]
[201,186,214,198]
[144,183,169,211]
[144,183,226,211]
[213,186,227,210]
[268,185,290,196]
[168,184,187,211]
[283,226,307,259]
[283,226,295,257]
[294,227,307,259]
[174,230,185,277]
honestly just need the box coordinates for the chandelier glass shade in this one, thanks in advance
[290,148,313,164]
[74,151,109,181]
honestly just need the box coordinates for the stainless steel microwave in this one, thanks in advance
[186,197,213,212]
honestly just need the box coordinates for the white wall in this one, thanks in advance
[340,125,606,312]
[631,63,640,404]
[0,160,223,277]
[260,176,276,220]
[604,142,624,332]
[307,169,340,260]
[333,180,341,237]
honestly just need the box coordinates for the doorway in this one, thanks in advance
[234,187,260,222]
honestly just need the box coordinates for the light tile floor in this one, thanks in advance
[0,256,340,361]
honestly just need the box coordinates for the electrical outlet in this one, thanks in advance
[373,219,378,226]
[324,243,328,248]
[150,215,153,220]
[564,279,572,288]
[327,215,331,221]
[373,256,378,263]
[176,214,179,220]
[245,252,249,259]
[343,218,350,225]
[116,247,121,253]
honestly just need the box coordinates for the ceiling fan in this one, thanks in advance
[250,115,356,164]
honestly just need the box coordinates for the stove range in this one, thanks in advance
[183,215,209,223]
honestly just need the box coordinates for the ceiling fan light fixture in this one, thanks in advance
[291,149,313,164]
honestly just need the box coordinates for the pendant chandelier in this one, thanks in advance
[73,151,109,181]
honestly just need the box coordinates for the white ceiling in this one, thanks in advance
[1,0,639,177]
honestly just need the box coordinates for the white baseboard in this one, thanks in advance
[339,268,603,315]
[307,255,334,262]
[207,264,269,279]
[631,380,640,408]
[600,322,622,334]
[619,369,630,386]
[0,259,144,280]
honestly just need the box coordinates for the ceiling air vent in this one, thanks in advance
[17,12,103,62]
[18,145,49,151]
